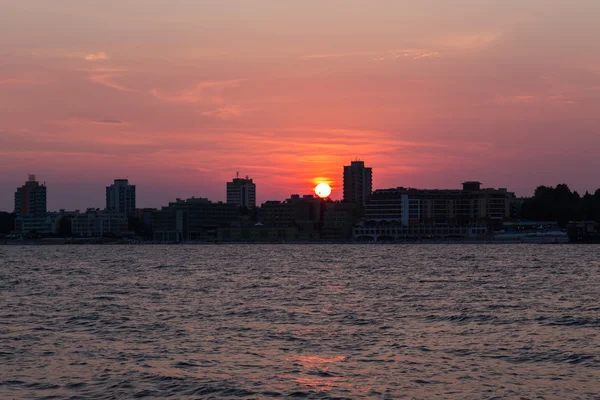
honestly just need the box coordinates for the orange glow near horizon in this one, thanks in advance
[1,1,600,211]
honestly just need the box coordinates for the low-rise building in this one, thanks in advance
[70,209,129,237]
[153,197,239,242]
[217,224,299,242]
[354,182,513,240]
[322,202,360,241]
[260,194,324,240]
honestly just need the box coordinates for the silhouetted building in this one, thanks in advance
[153,197,239,242]
[261,194,325,240]
[354,182,514,240]
[70,209,129,237]
[106,179,136,217]
[261,200,295,228]
[217,224,298,242]
[226,175,256,208]
[343,160,372,206]
[462,181,482,191]
[290,195,324,240]
[14,175,48,234]
[14,175,47,217]
[135,208,157,228]
[322,201,360,241]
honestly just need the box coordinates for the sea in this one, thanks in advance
[1,244,599,399]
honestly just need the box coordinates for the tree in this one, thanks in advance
[0,212,15,234]
[128,216,153,239]
[521,184,600,226]
[57,217,72,237]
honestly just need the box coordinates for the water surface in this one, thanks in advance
[1,244,599,399]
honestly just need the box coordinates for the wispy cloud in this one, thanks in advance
[494,94,537,104]
[301,51,376,60]
[302,49,441,62]
[47,118,129,127]
[376,49,441,61]
[492,94,576,105]
[200,105,244,120]
[95,119,124,124]
[438,33,501,50]
[547,95,576,105]
[84,52,109,61]
[89,73,136,92]
[0,79,33,86]
[150,80,242,104]
[27,48,111,62]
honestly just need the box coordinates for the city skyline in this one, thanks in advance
[0,169,596,213]
[2,1,600,211]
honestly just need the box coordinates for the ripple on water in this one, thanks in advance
[1,244,599,399]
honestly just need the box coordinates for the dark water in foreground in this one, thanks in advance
[1,245,599,399]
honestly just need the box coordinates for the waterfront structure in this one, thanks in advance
[217,225,299,242]
[321,201,361,241]
[567,221,600,243]
[14,175,47,217]
[135,208,157,227]
[261,194,325,240]
[153,197,239,242]
[343,160,372,206]
[226,175,256,208]
[290,194,324,240]
[45,210,81,236]
[353,224,488,241]
[261,200,295,228]
[353,182,514,240]
[106,179,136,217]
[14,175,48,234]
[69,209,129,237]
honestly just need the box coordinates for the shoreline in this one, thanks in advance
[1,238,572,246]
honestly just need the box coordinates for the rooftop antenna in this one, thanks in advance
[236,171,239,179]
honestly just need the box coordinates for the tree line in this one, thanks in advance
[520,184,600,227]
[0,212,15,234]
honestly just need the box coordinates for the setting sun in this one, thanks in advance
[314,183,332,198]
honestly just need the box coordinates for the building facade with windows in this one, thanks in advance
[354,182,514,240]
[70,209,129,237]
[153,197,239,242]
[14,175,48,234]
[343,160,372,206]
[226,176,256,208]
[106,179,136,217]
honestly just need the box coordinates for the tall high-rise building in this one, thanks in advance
[106,179,136,216]
[226,175,256,208]
[14,175,47,217]
[343,160,372,206]
[14,175,48,234]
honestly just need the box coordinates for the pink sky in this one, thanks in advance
[1,0,599,211]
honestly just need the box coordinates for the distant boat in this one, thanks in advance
[567,221,600,243]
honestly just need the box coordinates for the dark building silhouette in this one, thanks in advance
[153,197,239,242]
[354,182,514,240]
[343,160,372,206]
[226,175,256,208]
[70,209,129,237]
[106,179,136,217]
[321,201,360,240]
[15,174,46,217]
[14,175,47,233]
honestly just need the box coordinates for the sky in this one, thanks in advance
[1,0,599,211]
